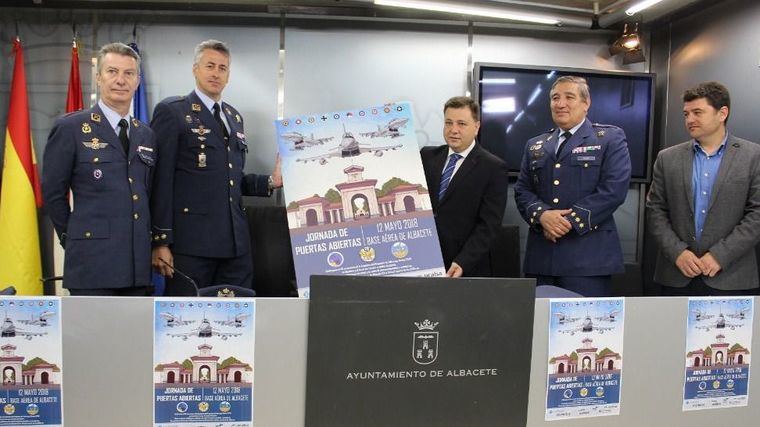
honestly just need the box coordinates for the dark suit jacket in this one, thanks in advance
[647,135,760,290]
[421,143,508,276]
[42,104,156,289]
[150,91,270,259]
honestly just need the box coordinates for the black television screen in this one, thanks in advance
[474,63,654,182]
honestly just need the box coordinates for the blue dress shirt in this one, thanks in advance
[692,136,727,241]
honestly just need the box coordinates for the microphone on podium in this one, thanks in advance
[158,258,200,296]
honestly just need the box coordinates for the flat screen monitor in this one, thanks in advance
[474,63,654,182]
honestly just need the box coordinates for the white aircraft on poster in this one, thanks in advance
[0,316,47,340]
[727,307,751,320]
[296,125,402,165]
[695,313,742,332]
[360,117,409,139]
[595,309,621,322]
[553,312,580,324]
[281,131,334,150]
[167,317,242,341]
[159,312,196,328]
[691,308,715,322]
[214,313,250,328]
[17,310,56,327]
[558,315,615,336]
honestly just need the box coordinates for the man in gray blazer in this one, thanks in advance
[647,81,760,295]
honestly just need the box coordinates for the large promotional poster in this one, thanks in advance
[153,298,255,427]
[545,298,625,421]
[683,297,753,411]
[0,297,63,427]
[275,102,446,297]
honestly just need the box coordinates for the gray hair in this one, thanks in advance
[193,39,231,64]
[551,75,590,103]
[96,42,140,74]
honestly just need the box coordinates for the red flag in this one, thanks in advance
[66,39,83,113]
[0,37,43,294]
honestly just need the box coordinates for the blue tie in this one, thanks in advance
[438,153,462,200]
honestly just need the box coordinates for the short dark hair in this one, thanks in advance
[444,96,480,121]
[683,81,730,123]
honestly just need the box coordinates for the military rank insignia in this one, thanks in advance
[132,118,140,127]
[198,152,207,168]
[235,114,241,123]
[90,113,101,122]
[81,122,92,134]
[191,103,202,112]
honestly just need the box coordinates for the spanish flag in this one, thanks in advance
[0,37,43,295]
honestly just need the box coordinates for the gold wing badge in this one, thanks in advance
[82,137,108,150]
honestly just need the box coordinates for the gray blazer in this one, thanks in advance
[646,134,760,290]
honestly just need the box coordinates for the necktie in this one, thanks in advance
[556,130,573,157]
[117,119,129,154]
[438,153,462,200]
[212,103,230,139]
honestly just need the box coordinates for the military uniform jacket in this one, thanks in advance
[41,104,156,289]
[150,91,270,259]
[514,118,631,276]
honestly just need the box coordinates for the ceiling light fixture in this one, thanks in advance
[609,22,645,64]
[374,0,561,25]
[625,0,665,16]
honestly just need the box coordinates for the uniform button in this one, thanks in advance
[183,208,189,213]
[571,212,577,217]
[229,180,234,186]
[575,217,581,223]
[532,211,537,217]
[579,223,585,228]
[201,144,206,149]
[530,218,534,223]
[227,146,231,152]
[128,160,131,165]
[85,232,91,238]
[93,157,99,163]
[153,235,159,241]
[128,177,133,184]
[584,163,589,168]
[228,163,233,169]
[553,198,559,204]
[553,180,560,185]
[594,226,598,230]
[161,234,167,239]
[133,213,139,220]
[555,163,561,168]
[229,197,233,202]
[537,206,543,211]
[132,194,139,201]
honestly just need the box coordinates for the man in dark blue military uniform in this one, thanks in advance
[42,42,156,296]
[150,39,282,295]
[514,76,631,296]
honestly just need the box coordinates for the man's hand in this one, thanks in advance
[271,153,283,189]
[539,209,573,241]
[152,246,174,278]
[446,262,463,278]
[675,249,704,278]
[700,252,722,277]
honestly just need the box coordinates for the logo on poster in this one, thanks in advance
[413,319,439,365]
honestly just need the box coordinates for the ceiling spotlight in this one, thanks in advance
[609,22,643,63]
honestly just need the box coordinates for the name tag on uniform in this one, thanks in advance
[576,155,597,161]
[572,145,601,154]
[137,146,153,153]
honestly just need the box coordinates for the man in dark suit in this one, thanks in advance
[150,39,282,295]
[647,81,760,295]
[42,42,156,296]
[514,76,631,297]
[421,96,508,277]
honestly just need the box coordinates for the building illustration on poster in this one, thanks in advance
[546,298,625,421]
[153,298,255,427]
[276,102,446,297]
[0,297,63,427]
[683,297,753,411]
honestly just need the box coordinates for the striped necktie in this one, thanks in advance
[438,153,462,200]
